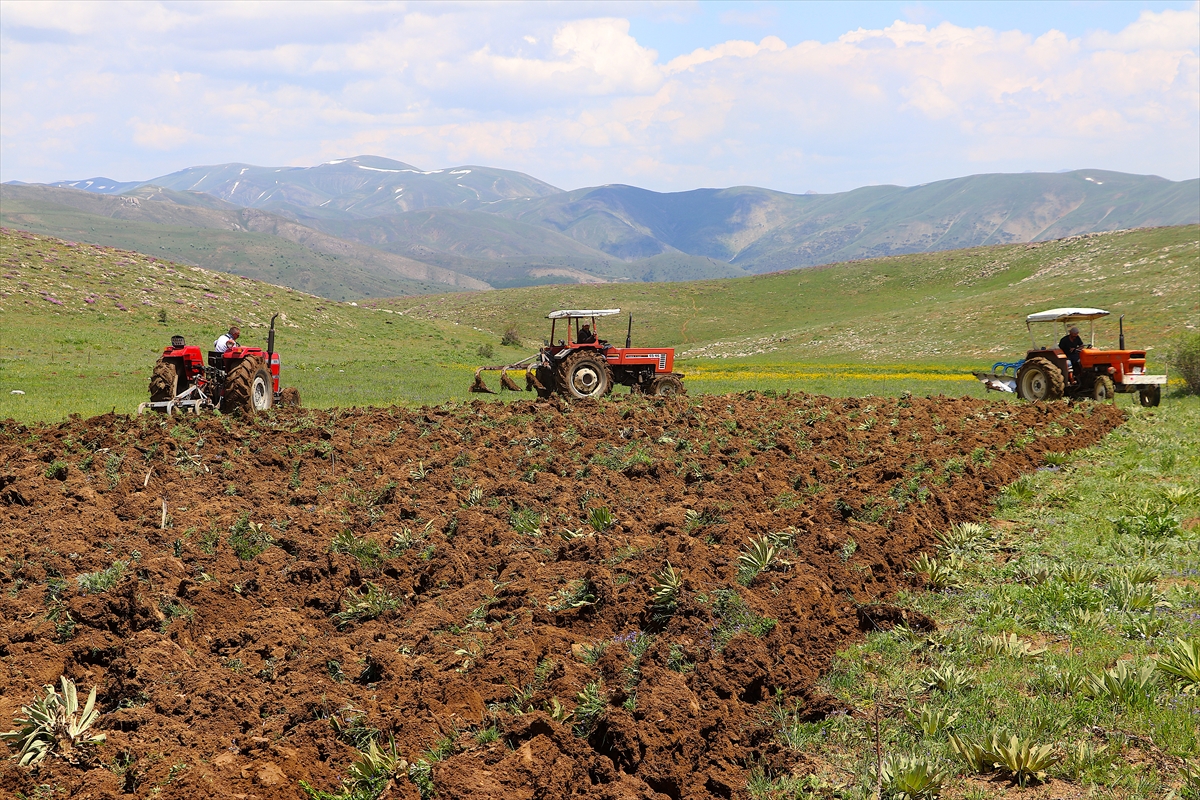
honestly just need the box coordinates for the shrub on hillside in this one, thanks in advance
[1167,331,1200,395]
[500,326,522,347]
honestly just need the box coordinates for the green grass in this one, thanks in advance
[759,397,1200,798]
[398,224,1197,369]
[1,225,1196,424]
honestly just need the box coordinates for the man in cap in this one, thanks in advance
[1058,325,1086,381]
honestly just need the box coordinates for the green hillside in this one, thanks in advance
[395,224,1199,368]
[0,228,519,422]
[2,225,1195,424]
[0,184,488,298]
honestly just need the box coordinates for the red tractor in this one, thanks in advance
[974,308,1166,406]
[471,309,685,399]
[139,314,300,414]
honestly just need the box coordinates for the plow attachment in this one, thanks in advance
[471,355,539,394]
[138,384,214,415]
[972,360,1023,394]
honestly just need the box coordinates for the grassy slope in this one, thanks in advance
[0,229,529,422]
[0,188,471,299]
[397,224,1199,369]
[1,225,1197,424]
[757,399,1200,799]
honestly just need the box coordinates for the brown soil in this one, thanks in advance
[0,393,1124,799]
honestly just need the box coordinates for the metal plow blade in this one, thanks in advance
[973,371,1016,393]
[471,356,537,394]
[973,360,1022,393]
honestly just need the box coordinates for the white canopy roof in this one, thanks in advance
[1026,307,1110,323]
[546,309,621,319]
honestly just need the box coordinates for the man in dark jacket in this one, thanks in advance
[1058,325,1085,380]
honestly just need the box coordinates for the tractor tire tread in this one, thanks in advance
[223,356,268,413]
[149,359,179,402]
[649,374,686,396]
[1016,356,1065,401]
[556,350,613,400]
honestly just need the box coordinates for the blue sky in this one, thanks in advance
[1,1,1197,194]
[627,1,1193,59]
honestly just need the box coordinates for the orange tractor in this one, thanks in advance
[471,309,685,399]
[139,314,300,414]
[974,308,1166,406]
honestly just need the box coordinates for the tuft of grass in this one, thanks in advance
[75,560,127,594]
[572,681,607,737]
[332,582,399,628]
[228,513,273,560]
[330,530,383,569]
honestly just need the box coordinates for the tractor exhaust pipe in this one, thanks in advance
[1119,315,1125,350]
[626,314,633,349]
[267,313,279,364]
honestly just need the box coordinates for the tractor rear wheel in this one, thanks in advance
[557,351,612,400]
[1091,375,1115,402]
[1138,385,1161,407]
[648,374,686,396]
[1016,357,1064,401]
[149,359,180,402]
[223,356,273,413]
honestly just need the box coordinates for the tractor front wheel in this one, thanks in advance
[1091,375,1115,403]
[149,359,180,402]
[1016,357,1065,401]
[558,352,612,399]
[648,374,686,396]
[223,357,273,413]
[1138,385,1161,408]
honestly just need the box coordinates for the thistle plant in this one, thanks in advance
[936,522,993,553]
[548,579,597,612]
[1055,563,1098,585]
[1104,577,1166,612]
[990,733,1059,787]
[878,755,948,799]
[910,554,962,591]
[2,677,105,766]
[332,582,399,628]
[978,633,1045,660]
[587,506,616,532]
[1082,660,1157,705]
[920,663,975,694]
[1155,637,1200,693]
[573,681,607,736]
[1013,561,1053,586]
[736,536,778,586]
[906,704,958,737]
[650,563,684,615]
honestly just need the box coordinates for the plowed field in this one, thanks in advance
[0,393,1123,799]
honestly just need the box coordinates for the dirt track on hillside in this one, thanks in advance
[0,393,1123,799]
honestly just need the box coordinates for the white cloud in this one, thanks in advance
[0,2,1196,191]
[130,120,194,150]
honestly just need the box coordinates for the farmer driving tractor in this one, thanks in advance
[214,325,241,353]
[1058,325,1085,381]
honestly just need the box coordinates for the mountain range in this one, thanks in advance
[3,155,1196,299]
